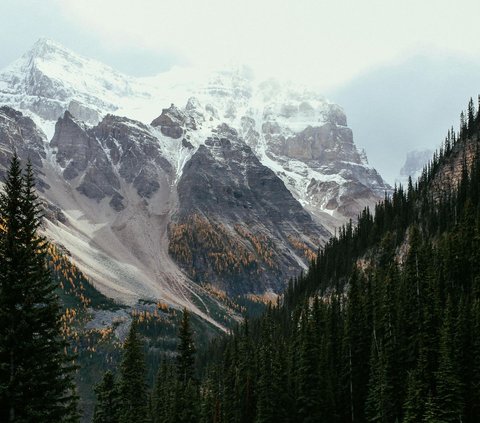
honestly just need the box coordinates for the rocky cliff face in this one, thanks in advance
[0,39,390,324]
[171,123,327,294]
[0,106,46,179]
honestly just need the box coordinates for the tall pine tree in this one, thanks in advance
[118,320,149,423]
[93,371,120,423]
[0,156,78,422]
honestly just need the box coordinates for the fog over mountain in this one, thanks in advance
[328,52,480,184]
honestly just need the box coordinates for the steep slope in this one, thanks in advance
[171,123,327,295]
[0,107,235,330]
[0,38,148,127]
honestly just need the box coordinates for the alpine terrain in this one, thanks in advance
[0,38,389,324]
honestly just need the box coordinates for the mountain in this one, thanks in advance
[396,148,434,185]
[0,39,389,325]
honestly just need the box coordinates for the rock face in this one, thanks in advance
[50,111,173,206]
[0,38,142,125]
[0,106,46,183]
[171,124,327,294]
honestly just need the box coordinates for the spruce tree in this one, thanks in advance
[295,307,322,423]
[434,298,464,423]
[177,309,196,385]
[176,309,199,423]
[118,320,148,423]
[93,371,119,423]
[153,359,168,423]
[0,156,78,422]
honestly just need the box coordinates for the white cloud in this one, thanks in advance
[56,0,480,89]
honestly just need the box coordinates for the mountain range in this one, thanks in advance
[0,38,390,326]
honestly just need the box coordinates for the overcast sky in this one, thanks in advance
[1,0,480,181]
[2,0,480,88]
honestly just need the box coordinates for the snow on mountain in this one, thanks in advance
[0,39,390,320]
[0,39,389,227]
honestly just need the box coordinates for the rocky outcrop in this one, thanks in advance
[0,106,47,184]
[152,104,186,138]
[255,104,388,224]
[50,112,173,206]
[94,115,172,198]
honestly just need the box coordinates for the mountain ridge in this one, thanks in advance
[0,39,390,326]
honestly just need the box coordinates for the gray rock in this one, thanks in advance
[172,124,329,295]
[109,192,125,211]
[151,104,185,139]
[0,106,46,185]
[67,100,101,125]
[51,112,173,207]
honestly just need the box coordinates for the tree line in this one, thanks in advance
[0,154,78,422]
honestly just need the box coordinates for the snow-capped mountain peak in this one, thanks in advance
[0,38,151,126]
[0,40,390,312]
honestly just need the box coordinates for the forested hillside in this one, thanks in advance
[191,98,480,423]
[92,98,480,423]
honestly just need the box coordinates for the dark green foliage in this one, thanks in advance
[150,310,201,423]
[177,308,196,385]
[93,371,119,423]
[118,321,149,423]
[0,156,78,422]
[434,299,464,422]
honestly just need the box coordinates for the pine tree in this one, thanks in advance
[0,156,78,422]
[295,305,322,423]
[403,347,431,423]
[177,309,196,385]
[237,320,256,423]
[434,298,464,423]
[175,309,199,423]
[118,320,149,423]
[471,299,480,419]
[94,371,120,423]
[255,315,275,423]
[423,394,443,423]
[365,338,389,423]
[153,359,168,423]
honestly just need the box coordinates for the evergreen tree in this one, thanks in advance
[365,338,390,423]
[153,359,168,423]
[403,350,430,423]
[255,314,276,423]
[295,306,322,423]
[177,309,196,385]
[0,156,78,422]
[93,371,119,423]
[175,309,199,423]
[434,299,464,423]
[118,320,149,423]
[423,394,443,423]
